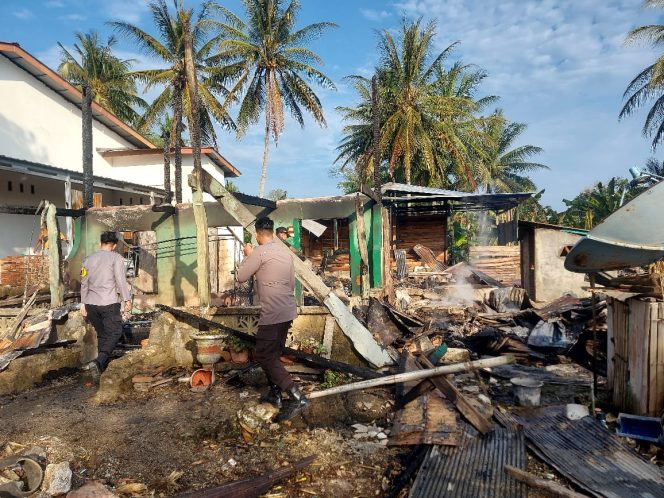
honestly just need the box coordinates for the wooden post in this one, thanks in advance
[308,355,514,399]
[45,201,64,307]
[355,194,370,299]
[188,170,395,367]
[184,23,210,308]
[382,204,394,304]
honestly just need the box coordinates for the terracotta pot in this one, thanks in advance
[191,332,224,365]
[230,349,249,364]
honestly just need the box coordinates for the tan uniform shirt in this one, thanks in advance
[81,249,131,306]
[237,238,297,325]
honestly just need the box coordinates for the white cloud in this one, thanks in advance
[103,0,150,23]
[13,8,34,19]
[360,8,392,22]
[392,0,660,208]
[58,14,86,21]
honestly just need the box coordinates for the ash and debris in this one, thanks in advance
[2,260,663,497]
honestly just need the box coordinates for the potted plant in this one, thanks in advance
[228,336,252,364]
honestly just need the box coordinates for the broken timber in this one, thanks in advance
[417,356,491,434]
[308,355,514,399]
[176,455,315,498]
[188,171,394,368]
[504,466,587,498]
[155,305,383,379]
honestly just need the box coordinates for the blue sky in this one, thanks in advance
[1,0,662,208]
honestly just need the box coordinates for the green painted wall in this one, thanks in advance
[371,204,383,287]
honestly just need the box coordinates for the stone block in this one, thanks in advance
[42,462,72,496]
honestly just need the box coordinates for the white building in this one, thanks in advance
[0,41,241,257]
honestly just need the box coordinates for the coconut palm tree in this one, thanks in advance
[620,0,664,150]
[562,177,631,229]
[214,0,336,197]
[335,22,495,189]
[477,112,548,193]
[644,157,664,176]
[108,0,237,202]
[58,31,146,208]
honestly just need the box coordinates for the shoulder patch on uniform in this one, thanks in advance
[81,267,87,278]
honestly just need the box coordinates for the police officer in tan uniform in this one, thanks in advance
[80,231,131,380]
[237,218,309,421]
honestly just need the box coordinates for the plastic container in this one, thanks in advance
[510,377,543,406]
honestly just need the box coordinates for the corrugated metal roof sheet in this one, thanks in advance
[496,406,664,498]
[380,183,532,214]
[409,428,527,498]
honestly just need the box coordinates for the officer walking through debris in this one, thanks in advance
[237,217,309,421]
[80,231,132,381]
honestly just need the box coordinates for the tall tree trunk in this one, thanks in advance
[371,75,381,201]
[173,82,183,203]
[405,154,411,185]
[184,25,210,307]
[258,116,270,198]
[82,84,93,209]
[162,131,172,204]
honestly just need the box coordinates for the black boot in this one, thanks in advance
[261,384,283,409]
[275,386,310,422]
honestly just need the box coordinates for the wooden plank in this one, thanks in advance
[628,299,647,414]
[648,301,659,415]
[606,298,615,391]
[176,455,315,498]
[0,290,38,340]
[189,171,394,368]
[417,356,492,434]
[657,302,664,416]
[504,466,587,498]
[390,354,457,446]
[45,201,64,307]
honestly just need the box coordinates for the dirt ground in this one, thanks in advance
[2,363,659,497]
[0,369,404,497]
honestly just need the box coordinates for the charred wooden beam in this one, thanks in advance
[0,204,85,217]
[176,455,315,498]
[155,305,384,380]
